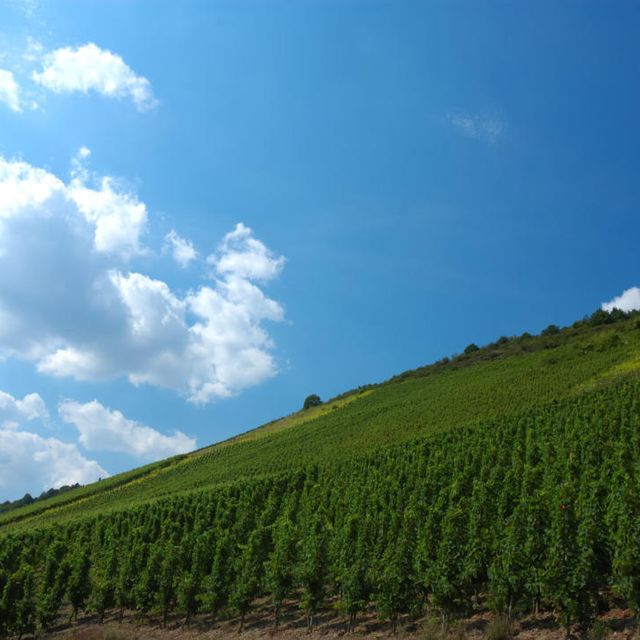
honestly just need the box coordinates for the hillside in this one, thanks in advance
[1,310,638,532]
[1,309,640,638]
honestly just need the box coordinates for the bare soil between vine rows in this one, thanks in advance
[37,604,640,640]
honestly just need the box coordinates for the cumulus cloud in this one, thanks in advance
[32,43,157,111]
[212,222,286,281]
[0,69,21,112]
[448,111,504,143]
[0,153,147,259]
[59,399,195,460]
[0,429,107,499]
[70,177,148,258]
[602,287,640,313]
[0,390,47,430]
[0,155,286,403]
[0,388,106,500]
[165,230,198,268]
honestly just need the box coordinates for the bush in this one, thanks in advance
[464,343,480,355]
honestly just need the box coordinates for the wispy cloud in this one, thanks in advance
[0,69,21,112]
[165,230,198,268]
[448,111,505,144]
[7,0,41,19]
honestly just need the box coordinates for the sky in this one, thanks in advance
[1,0,640,500]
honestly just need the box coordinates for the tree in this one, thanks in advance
[303,394,322,410]
[463,343,479,355]
[541,324,560,336]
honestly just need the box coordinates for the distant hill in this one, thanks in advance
[1,308,640,637]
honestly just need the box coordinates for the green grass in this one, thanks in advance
[2,314,640,532]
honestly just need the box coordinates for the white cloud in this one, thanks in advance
[448,112,504,143]
[33,43,157,111]
[0,390,47,430]
[0,155,286,403]
[59,399,195,461]
[165,230,198,268]
[602,287,640,313]
[0,155,147,259]
[212,222,286,281]
[0,69,21,112]
[0,429,107,499]
[70,177,148,258]
[0,388,106,500]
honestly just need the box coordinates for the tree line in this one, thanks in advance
[0,484,81,516]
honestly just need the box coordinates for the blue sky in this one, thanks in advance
[1,0,639,500]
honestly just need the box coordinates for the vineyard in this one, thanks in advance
[1,310,640,637]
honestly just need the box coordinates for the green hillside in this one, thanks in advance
[1,309,640,637]
[1,310,638,531]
